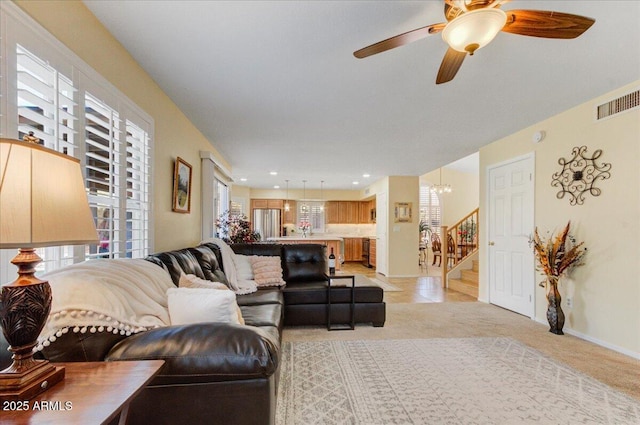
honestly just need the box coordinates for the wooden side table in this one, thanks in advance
[2,360,164,425]
[326,272,356,331]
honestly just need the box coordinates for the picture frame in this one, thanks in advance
[172,157,192,213]
[394,202,412,223]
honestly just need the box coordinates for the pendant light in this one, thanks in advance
[284,180,290,212]
[433,168,452,194]
[300,180,309,213]
[320,180,325,211]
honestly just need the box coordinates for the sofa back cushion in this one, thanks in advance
[190,245,228,285]
[145,249,205,286]
[282,244,327,283]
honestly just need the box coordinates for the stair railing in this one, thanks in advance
[441,208,479,288]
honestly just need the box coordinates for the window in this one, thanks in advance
[1,4,153,281]
[419,186,441,237]
[298,201,325,233]
[15,44,79,271]
[215,179,229,220]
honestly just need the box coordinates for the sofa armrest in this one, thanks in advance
[105,323,279,385]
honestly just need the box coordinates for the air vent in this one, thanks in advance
[596,89,639,120]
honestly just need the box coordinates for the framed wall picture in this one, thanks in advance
[394,202,412,223]
[172,157,192,213]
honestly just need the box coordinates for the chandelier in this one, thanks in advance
[433,168,452,194]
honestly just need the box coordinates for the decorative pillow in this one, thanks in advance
[179,273,229,290]
[167,287,241,325]
[235,255,255,281]
[177,275,245,324]
[250,256,286,287]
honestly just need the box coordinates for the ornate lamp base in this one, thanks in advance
[0,248,65,401]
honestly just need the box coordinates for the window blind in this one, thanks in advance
[1,3,154,281]
[125,120,150,258]
[419,185,441,236]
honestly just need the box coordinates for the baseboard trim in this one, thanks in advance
[532,317,640,360]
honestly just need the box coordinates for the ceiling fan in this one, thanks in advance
[354,0,595,84]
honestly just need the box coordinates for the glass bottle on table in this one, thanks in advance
[328,247,336,275]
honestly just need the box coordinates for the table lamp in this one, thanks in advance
[0,137,98,401]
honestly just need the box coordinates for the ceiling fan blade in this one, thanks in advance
[436,48,467,84]
[502,10,595,39]
[354,23,446,58]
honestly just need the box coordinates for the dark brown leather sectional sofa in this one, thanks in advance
[0,242,385,425]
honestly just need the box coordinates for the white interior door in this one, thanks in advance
[376,192,388,275]
[488,154,535,317]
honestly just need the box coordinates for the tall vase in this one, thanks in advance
[546,277,565,335]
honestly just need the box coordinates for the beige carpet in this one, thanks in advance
[283,302,640,402]
[277,337,640,424]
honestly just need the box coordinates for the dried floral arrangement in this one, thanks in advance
[531,221,586,286]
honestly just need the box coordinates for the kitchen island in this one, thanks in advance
[267,236,343,270]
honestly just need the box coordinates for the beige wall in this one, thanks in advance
[386,176,420,277]
[479,81,640,355]
[14,0,230,252]
[360,176,421,276]
[421,167,479,227]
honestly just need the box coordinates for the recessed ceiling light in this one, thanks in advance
[274,185,280,189]
[269,171,278,176]
[352,181,360,185]
[240,178,247,182]
[362,174,370,178]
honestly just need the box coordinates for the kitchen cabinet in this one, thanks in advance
[325,200,375,225]
[343,237,363,262]
[325,201,339,224]
[251,199,283,210]
[359,201,373,224]
[369,238,377,268]
[338,202,358,224]
[283,201,297,224]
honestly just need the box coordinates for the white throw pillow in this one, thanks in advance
[235,255,255,281]
[179,273,229,290]
[167,287,241,325]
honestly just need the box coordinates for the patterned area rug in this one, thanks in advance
[276,338,640,424]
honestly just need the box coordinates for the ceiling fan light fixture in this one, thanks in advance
[442,8,507,55]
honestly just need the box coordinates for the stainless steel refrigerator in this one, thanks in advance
[252,209,281,240]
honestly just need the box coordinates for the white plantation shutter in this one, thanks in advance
[125,120,150,258]
[16,45,79,271]
[85,93,122,259]
[0,3,154,282]
[16,45,77,155]
[298,201,325,233]
[419,185,442,237]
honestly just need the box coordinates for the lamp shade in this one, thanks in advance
[442,8,507,55]
[0,138,98,248]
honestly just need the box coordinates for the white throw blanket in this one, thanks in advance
[36,259,173,351]
[200,238,257,295]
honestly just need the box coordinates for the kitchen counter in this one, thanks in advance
[267,236,343,241]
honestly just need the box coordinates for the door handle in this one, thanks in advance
[488,241,495,246]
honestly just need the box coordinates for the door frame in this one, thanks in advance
[485,152,536,319]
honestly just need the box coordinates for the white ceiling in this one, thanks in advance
[84,1,639,190]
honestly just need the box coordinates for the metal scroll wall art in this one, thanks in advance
[551,146,611,205]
